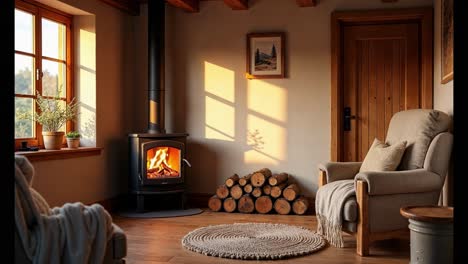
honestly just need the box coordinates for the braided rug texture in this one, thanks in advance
[181,222,327,260]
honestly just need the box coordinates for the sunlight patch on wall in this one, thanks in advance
[247,80,287,122]
[204,61,235,103]
[204,61,235,141]
[79,29,95,70]
[205,96,235,141]
[76,24,96,146]
[244,114,286,165]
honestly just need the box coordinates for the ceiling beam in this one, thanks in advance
[223,0,248,10]
[97,0,140,15]
[295,0,316,7]
[166,0,199,12]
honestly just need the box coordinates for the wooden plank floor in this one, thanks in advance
[113,210,410,264]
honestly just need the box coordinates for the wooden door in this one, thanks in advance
[331,8,433,162]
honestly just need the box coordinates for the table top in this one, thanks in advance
[400,205,453,223]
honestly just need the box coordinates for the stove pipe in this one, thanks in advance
[148,0,165,134]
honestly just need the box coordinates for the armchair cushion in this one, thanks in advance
[343,198,357,222]
[385,109,450,170]
[354,169,442,196]
[359,138,407,173]
[111,224,127,260]
[318,162,362,183]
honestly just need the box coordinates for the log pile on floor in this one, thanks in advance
[208,168,309,215]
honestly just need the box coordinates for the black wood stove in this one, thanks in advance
[128,0,189,212]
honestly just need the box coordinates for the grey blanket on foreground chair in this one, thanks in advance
[315,179,355,247]
[15,155,115,264]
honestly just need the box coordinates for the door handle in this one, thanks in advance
[344,107,356,131]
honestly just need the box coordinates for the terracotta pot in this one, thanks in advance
[66,138,80,148]
[42,131,65,150]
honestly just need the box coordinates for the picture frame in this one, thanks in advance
[441,0,453,84]
[246,32,285,79]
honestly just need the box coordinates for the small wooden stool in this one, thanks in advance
[400,205,453,264]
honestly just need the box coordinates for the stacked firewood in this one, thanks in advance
[208,168,309,215]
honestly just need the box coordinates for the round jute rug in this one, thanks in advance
[181,222,327,260]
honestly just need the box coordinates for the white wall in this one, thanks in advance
[135,0,433,197]
[433,0,453,114]
[30,0,135,207]
[433,0,454,206]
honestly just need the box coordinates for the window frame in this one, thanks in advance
[14,0,74,150]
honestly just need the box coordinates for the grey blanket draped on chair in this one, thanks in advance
[315,179,355,247]
[15,155,114,264]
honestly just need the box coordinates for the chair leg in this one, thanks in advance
[356,180,370,256]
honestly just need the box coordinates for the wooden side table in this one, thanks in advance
[400,205,453,264]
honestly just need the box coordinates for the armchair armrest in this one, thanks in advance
[318,162,362,184]
[354,169,442,196]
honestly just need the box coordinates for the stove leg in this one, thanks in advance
[136,194,145,212]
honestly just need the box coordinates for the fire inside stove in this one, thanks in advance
[146,146,181,179]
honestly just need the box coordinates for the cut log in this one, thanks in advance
[230,184,243,200]
[252,187,263,198]
[243,184,253,194]
[208,195,222,212]
[268,173,289,186]
[225,174,240,187]
[274,198,291,215]
[255,196,273,214]
[223,197,237,212]
[216,185,230,199]
[270,182,288,198]
[238,174,252,186]
[283,184,301,201]
[238,194,255,213]
[251,168,272,187]
[262,184,272,195]
[292,196,309,215]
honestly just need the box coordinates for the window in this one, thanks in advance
[14,0,73,150]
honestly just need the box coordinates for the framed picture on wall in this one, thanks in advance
[246,32,285,79]
[441,0,453,84]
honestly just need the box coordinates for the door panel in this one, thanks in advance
[342,23,421,161]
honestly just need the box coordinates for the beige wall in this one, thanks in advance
[134,0,433,197]
[30,0,135,207]
[433,0,453,115]
[433,0,454,206]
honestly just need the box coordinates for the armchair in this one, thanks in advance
[14,155,127,263]
[318,109,452,256]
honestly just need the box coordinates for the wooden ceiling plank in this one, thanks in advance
[98,0,139,15]
[166,0,200,12]
[296,0,316,7]
[223,0,248,10]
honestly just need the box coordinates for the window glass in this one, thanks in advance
[15,54,35,95]
[42,18,66,60]
[15,9,34,54]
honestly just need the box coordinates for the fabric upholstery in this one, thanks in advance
[367,191,440,232]
[318,162,362,183]
[111,224,127,259]
[342,221,357,233]
[423,132,453,178]
[359,138,407,173]
[354,169,442,196]
[342,197,357,222]
[385,109,450,170]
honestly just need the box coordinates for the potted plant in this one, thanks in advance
[18,88,79,150]
[66,131,81,148]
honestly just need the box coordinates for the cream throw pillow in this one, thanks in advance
[359,138,407,172]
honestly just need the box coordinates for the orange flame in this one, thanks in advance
[146,147,180,179]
